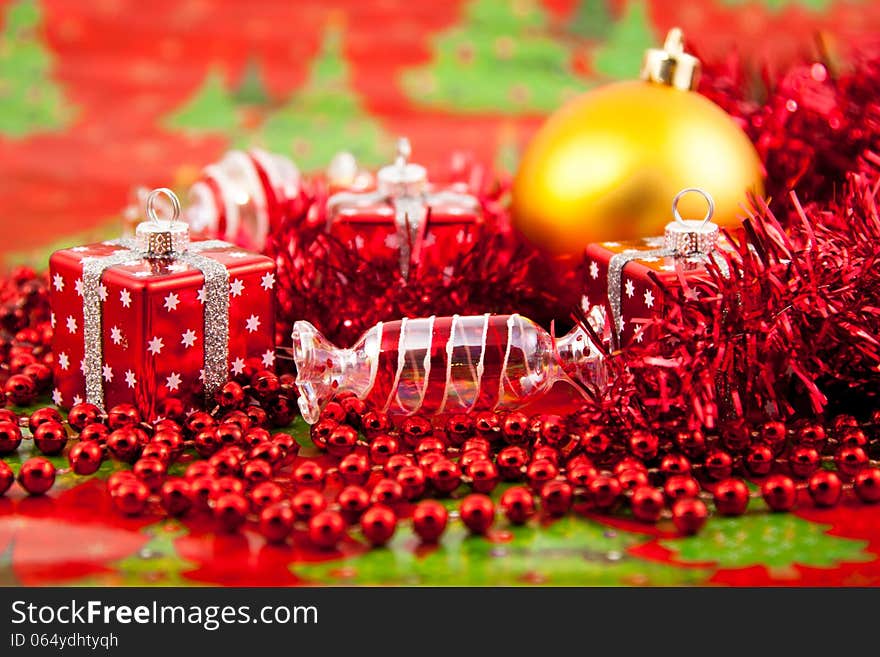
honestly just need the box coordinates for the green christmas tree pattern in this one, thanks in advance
[400,0,584,114]
[162,67,241,138]
[568,0,614,40]
[591,0,655,81]
[296,516,711,586]
[0,0,76,137]
[260,23,392,170]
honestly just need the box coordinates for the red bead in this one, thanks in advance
[190,476,219,511]
[567,463,598,487]
[337,485,370,522]
[222,409,252,432]
[368,434,399,465]
[106,427,144,463]
[370,478,404,506]
[215,381,246,409]
[580,426,611,456]
[789,447,820,478]
[854,468,880,504]
[212,476,246,499]
[631,486,665,523]
[271,433,298,461]
[588,475,621,510]
[614,457,647,475]
[526,459,558,492]
[341,397,367,425]
[532,445,559,466]
[0,461,13,495]
[5,374,36,405]
[0,420,23,455]
[412,500,448,543]
[835,446,868,477]
[208,449,242,478]
[496,446,528,481]
[840,428,868,448]
[67,402,103,430]
[663,475,701,502]
[22,363,51,392]
[33,421,68,456]
[713,479,750,516]
[141,442,172,466]
[251,370,280,400]
[107,470,137,495]
[249,481,284,510]
[616,468,649,492]
[215,423,243,447]
[243,459,273,487]
[336,453,368,486]
[444,414,473,446]
[401,415,433,448]
[160,479,193,516]
[361,410,392,438]
[80,422,109,444]
[68,441,104,475]
[193,429,220,457]
[18,457,55,495]
[157,397,186,423]
[259,502,294,543]
[383,454,414,478]
[467,458,499,494]
[808,471,842,507]
[761,475,797,511]
[461,437,491,455]
[473,411,501,439]
[721,419,751,452]
[540,480,573,516]
[428,459,462,495]
[291,488,326,520]
[319,401,346,424]
[460,494,495,534]
[107,404,140,430]
[184,411,216,436]
[500,486,535,524]
[416,437,446,458]
[28,406,63,434]
[0,409,18,424]
[629,430,658,460]
[745,445,774,477]
[704,450,733,481]
[292,460,324,489]
[309,421,335,453]
[245,404,269,430]
[659,454,691,477]
[537,414,567,446]
[396,466,426,500]
[361,504,397,546]
[308,510,346,549]
[672,498,708,535]
[244,426,270,447]
[832,414,859,435]
[793,421,825,448]
[185,461,212,480]
[214,493,249,532]
[758,421,787,453]
[501,411,530,445]
[112,479,149,515]
[675,429,706,458]
[327,425,358,457]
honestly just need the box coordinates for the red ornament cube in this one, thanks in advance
[582,237,717,348]
[49,240,275,419]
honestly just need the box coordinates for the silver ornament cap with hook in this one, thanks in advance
[377,137,427,197]
[136,187,189,257]
[664,187,719,255]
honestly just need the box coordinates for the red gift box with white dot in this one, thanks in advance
[49,241,275,419]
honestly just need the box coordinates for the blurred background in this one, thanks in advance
[1,0,879,268]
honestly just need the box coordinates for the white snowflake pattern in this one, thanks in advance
[644,289,655,309]
[52,274,64,291]
[625,279,635,298]
[261,272,275,290]
[165,372,182,392]
[261,349,276,368]
[110,326,123,345]
[57,352,69,370]
[229,279,245,297]
[102,364,114,382]
[98,284,108,301]
[163,292,180,312]
[245,314,261,333]
[72,395,83,406]
[230,357,246,376]
[133,271,150,278]
[196,287,206,304]
[80,358,87,375]
[635,329,644,343]
[125,370,137,388]
[147,336,164,355]
[168,263,188,273]
[384,233,400,249]
[181,329,197,348]
[66,316,77,334]
[119,288,132,308]
[74,278,84,296]
[589,261,599,280]
[50,312,56,328]
[71,246,89,253]
[51,389,63,405]
[353,235,365,250]
[229,252,248,259]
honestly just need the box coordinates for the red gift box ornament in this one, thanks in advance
[290,313,604,423]
[326,137,481,279]
[585,188,725,349]
[50,188,276,418]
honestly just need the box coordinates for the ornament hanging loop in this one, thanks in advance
[666,188,718,255]
[138,187,189,258]
[672,187,715,228]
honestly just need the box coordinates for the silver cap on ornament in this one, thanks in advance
[136,187,189,257]
[377,137,427,197]
[664,187,719,255]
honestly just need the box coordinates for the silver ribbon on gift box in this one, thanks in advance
[80,188,232,409]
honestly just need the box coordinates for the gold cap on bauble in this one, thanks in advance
[640,28,700,91]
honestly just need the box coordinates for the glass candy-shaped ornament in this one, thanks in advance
[184,148,300,251]
[325,137,482,278]
[290,314,603,423]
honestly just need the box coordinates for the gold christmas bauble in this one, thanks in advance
[511,30,763,256]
